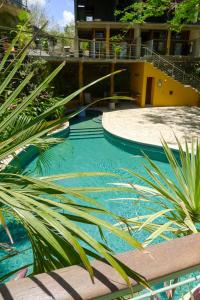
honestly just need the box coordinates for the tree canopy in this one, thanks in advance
[115,0,200,31]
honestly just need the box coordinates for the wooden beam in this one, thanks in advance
[106,25,110,58]
[166,30,171,55]
[135,27,141,58]
[79,61,84,105]
[110,63,115,96]
[74,26,79,58]
[76,21,200,31]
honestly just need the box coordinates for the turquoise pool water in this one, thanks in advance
[0,111,173,280]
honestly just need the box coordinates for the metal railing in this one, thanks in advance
[77,39,138,59]
[0,31,200,92]
[142,46,200,92]
[131,274,200,300]
[27,38,138,61]
[27,36,200,93]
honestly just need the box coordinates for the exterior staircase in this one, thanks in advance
[141,47,200,94]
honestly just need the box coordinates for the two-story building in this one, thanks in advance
[74,0,200,58]
[71,0,200,108]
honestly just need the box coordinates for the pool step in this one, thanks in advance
[69,127,104,140]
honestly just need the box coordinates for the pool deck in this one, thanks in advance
[102,106,200,149]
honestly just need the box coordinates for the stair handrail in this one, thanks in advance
[159,54,200,84]
[142,46,200,88]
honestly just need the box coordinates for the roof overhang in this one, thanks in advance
[76,21,200,31]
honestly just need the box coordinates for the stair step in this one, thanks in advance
[146,55,200,93]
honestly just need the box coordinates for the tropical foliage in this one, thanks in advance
[0,56,61,120]
[115,138,200,246]
[0,28,147,288]
[115,0,200,31]
[0,25,64,120]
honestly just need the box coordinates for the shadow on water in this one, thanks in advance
[5,110,103,172]
[0,222,27,245]
[0,222,31,279]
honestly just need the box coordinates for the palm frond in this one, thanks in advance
[0,31,146,288]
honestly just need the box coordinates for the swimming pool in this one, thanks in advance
[0,110,173,281]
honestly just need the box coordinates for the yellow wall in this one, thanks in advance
[131,62,199,107]
[131,62,146,106]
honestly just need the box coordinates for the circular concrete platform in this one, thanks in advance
[102,106,200,149]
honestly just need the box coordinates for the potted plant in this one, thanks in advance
[82,41,90,57]
[114,45,122,59]
[109,94,118,110]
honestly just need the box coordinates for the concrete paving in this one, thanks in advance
[102,106,200,149]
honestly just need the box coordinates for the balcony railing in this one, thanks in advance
[1,33,200,92]
[27,37,200,60]
[28,38,139,61]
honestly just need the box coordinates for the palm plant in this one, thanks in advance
[115,138,200,247]
[0,28,148,288]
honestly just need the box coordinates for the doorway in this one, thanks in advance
[145,77,154,105]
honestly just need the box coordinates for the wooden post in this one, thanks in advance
[79,61,84,105]
[106,26,110,58]
[134,27,141,58]
[92,29,96,58]
[110,63,115,96]
[166,30,171,55]
[74,27,79,58]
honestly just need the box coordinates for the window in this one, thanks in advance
[86,16,93,21]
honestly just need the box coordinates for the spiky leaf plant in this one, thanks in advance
[0,28,147,288]
[115,138,200,246]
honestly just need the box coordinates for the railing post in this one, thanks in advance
[99,42,101,59]
[74,30,79,58]
[157,53,160,68]
[171,64,174,77]
[135,27,141,58]
[106,25,110,59]
[92,38,96,59]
